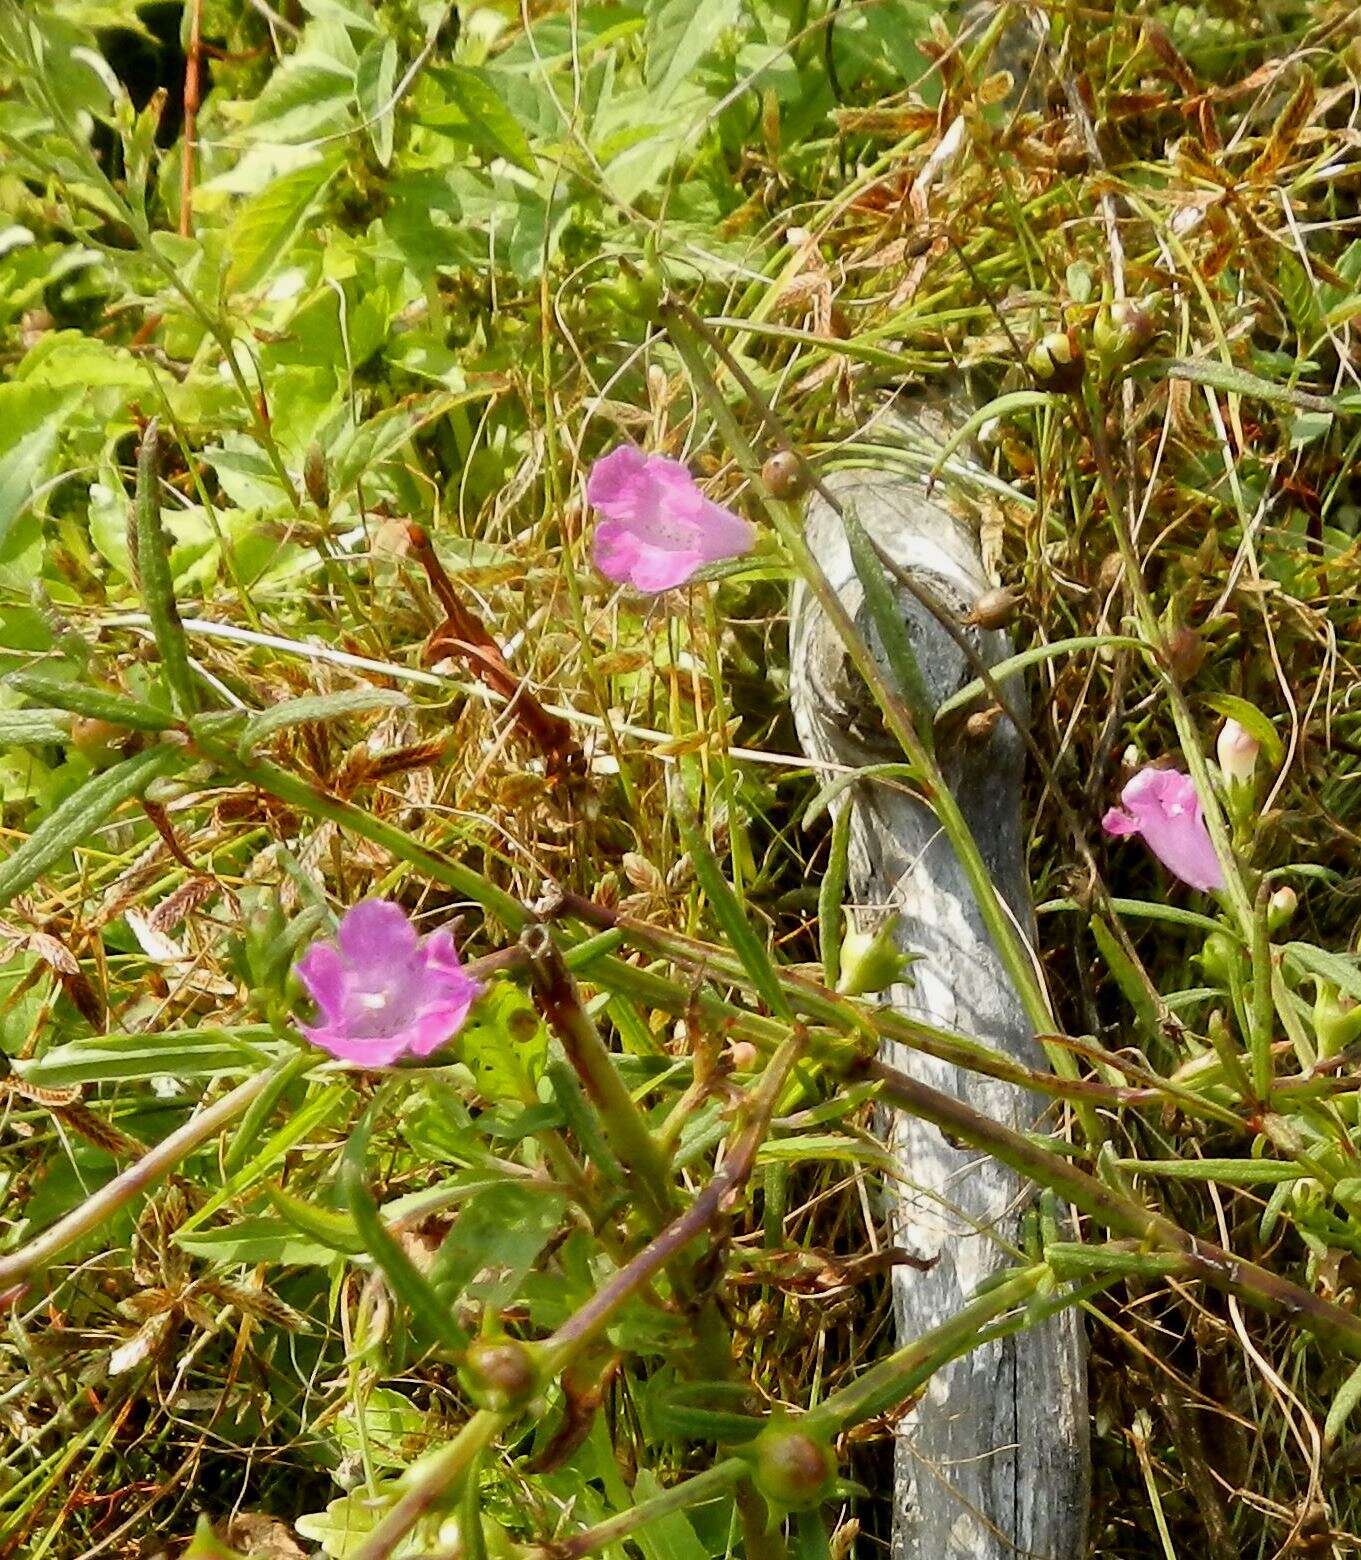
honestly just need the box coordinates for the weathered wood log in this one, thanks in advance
[789,465,1089,1559]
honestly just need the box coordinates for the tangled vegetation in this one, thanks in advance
[2,0,1361,1556]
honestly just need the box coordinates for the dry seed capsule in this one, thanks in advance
[458,1337,539,1415]
[762,450,809,500]
[1027,330,1085,393]
[966,586,1019,630]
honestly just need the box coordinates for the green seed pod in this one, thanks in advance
[750,1424,838,1512]
[1026,330,1084,392]
[836,915,913,997]
[458,1337,540,1415]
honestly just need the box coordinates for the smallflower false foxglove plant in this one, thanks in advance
[294,900,480,1066]
[587,445,755,593]
[1102,766,1224,893]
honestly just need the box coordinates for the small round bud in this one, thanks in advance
[965,706,1001,743]
[966,587,1019,631]
[751,1425,837,1512]
[1267,886,1297,933]
[836,915,912,998]
[727,1040,760,1072]
[70,716,124,763]
[761,450,808,501]
[1216,718,1260,786]
[1093,297,1155,366]
[304,442,329,510]
[1026,330,1084,393]
[1164,625,1204,683]
[458,1337,539,1415]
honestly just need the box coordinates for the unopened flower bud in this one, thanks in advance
[1093,297,1155,366]
[836,916,912,997]
[1312,981,1361,1061]
[1217,718,1259,786]
[1026,330,1084,392]
[761,450,808,501]
[458,1337,539,1415]
[304,442,329,510]
[1267,886,1297,933]
[750,1423,838,1512]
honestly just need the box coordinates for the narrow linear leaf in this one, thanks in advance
[839,499,935,744]
[1325,1360,1361,1445]
[267,1183,364,1255]
[679,818,792,1021]
[237,687,408,758]
[0,743,189,909]
[135,421,197,717]
[343,1140,468,1352]
[0,707,71,745]
[1143,357,1340,414]
[1114,1158,1301,1185]
[3,670,175,731]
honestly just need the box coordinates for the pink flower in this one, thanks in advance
[587,445,755,593]
[1102,767,1224,893]
[294,901,480,1066]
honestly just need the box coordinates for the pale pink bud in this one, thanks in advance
[1216,719,1259,786]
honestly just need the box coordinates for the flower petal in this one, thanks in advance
[298,1020,410,1068]
[336,900,417,968]
[1100,806,1138,838]
[295,943,347,1023]
[691,497,755,565]
[1106,766,1224,892]
[585,446,649,518]
[593,519,703,593]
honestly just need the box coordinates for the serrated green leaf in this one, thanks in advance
[454,981,547,1103]
[425,66,537,174]
[355,35,398,168]
[0,743,189,910]
[237,687,408,758]
[224,153,343,295]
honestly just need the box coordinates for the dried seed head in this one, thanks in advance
[966,586,1019,630]
[965,706,1002,743]
[304,443,329,510]
[1164,625,1205,683]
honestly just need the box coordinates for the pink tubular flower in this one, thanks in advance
[294,900,480,1066]
[1102,766,1224,893]
[587,445,755,593]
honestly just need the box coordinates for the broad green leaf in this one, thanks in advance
[175,1217,336,1267]
[455,982,548,1103]
[355,36,399,168]
[425,66,537,175]
[644,0,741,101]
[334,1388,428,1470]
[225,153,344,295]
[0,744,189,910]
[237,688,408,757]
[295,1491,387,1560]
[427,1181,567,1309]
[1283,943,1361,1003]
[0,384,74,550]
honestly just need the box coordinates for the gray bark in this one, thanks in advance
[789,466,1089,1559]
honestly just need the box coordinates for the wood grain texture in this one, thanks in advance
[789,468,1089,1560]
